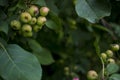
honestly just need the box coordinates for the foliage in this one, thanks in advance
[0,0,120,80]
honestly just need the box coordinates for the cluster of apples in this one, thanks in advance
[101,44,119,63]
[87,44,119,80]
[10,5,50,37]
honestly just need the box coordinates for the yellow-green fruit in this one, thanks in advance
[69,19,76,25]
[10,20,21,30]
[22,24,32,32]
[20,12,32,23]
[70,72,76,77]
[33,25,42,32]
[106,50,113,57]
[64,67,69,71]
[87,70,98,80]
[64,71,69,76]
[111,44,119,51]
[74,66,78,70]
[23,32,33,37]
[30,17,37,25]
[101,53,107,60]
[37,16,46,26]
[27,5,39,16]
[107,58,115,63]
[40,7,50,16]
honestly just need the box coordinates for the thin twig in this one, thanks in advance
[101,18,117,40]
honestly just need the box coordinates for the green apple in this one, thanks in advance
[37,16,46,26]
[29,17,37,25]
[20,12,32,23]
[107,58,115,63]
[101,53,107,60]
[64,67,69,72]
[23,31,33,37]
[28,5,39,16]
[106,50,113,57]
[10,20,21,30]
[87,70,98,80]
[22,24,32,32]
[40,7,50,16]
[33,25,42,32]
[111,44,119,51]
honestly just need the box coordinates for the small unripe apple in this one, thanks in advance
[87,70,98,80]
[28,5,39,16]
[101,53,107,60]
[64,71,69,76]
[23,31,33,37]
[107,58,115,63]
[37,16,46,26]
[106,50,113,57]
[64,67,69,71]
[20,12,32,23]
[10,20,21,30]
[74,66,78,70]
[40,7,50,16]
[111,44,119,51]
[29,17,37,25]
[33,25,42,32]
[22,24,32,32]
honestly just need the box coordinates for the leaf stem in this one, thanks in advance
[100,57,105,80]
[101,18,117,40]
[93,34,105,80]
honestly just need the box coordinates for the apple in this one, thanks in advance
[106,50,113,57]
[37,16,46,26]
[87,70,98,80]
[107,58,115,63]
[40,7,50,16]
[29,17,37,25]
[28,5,39,16]
[10,20,21,30]
[101,53,107,60]
[22,24,32,32]
[20,12,32,23]
[23,31,33,37]
[111,44,119,51]
[33,25,42,32]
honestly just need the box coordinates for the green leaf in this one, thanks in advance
[46,12,62,32]
[28,39,55,65]
[110,23,120,37]
[109,74,120,80]
[0,43,42,80]
[0,38,7,47]
[93,25,114,37]
[106,63,119,75]
[46,20,60,31]
[0,9,7,20]
[0,0,8,6]
[0,21,8,34]
[32,0,46,6]
[17,0,27,10]
[75,0,111,23]
[45,0,59,14]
